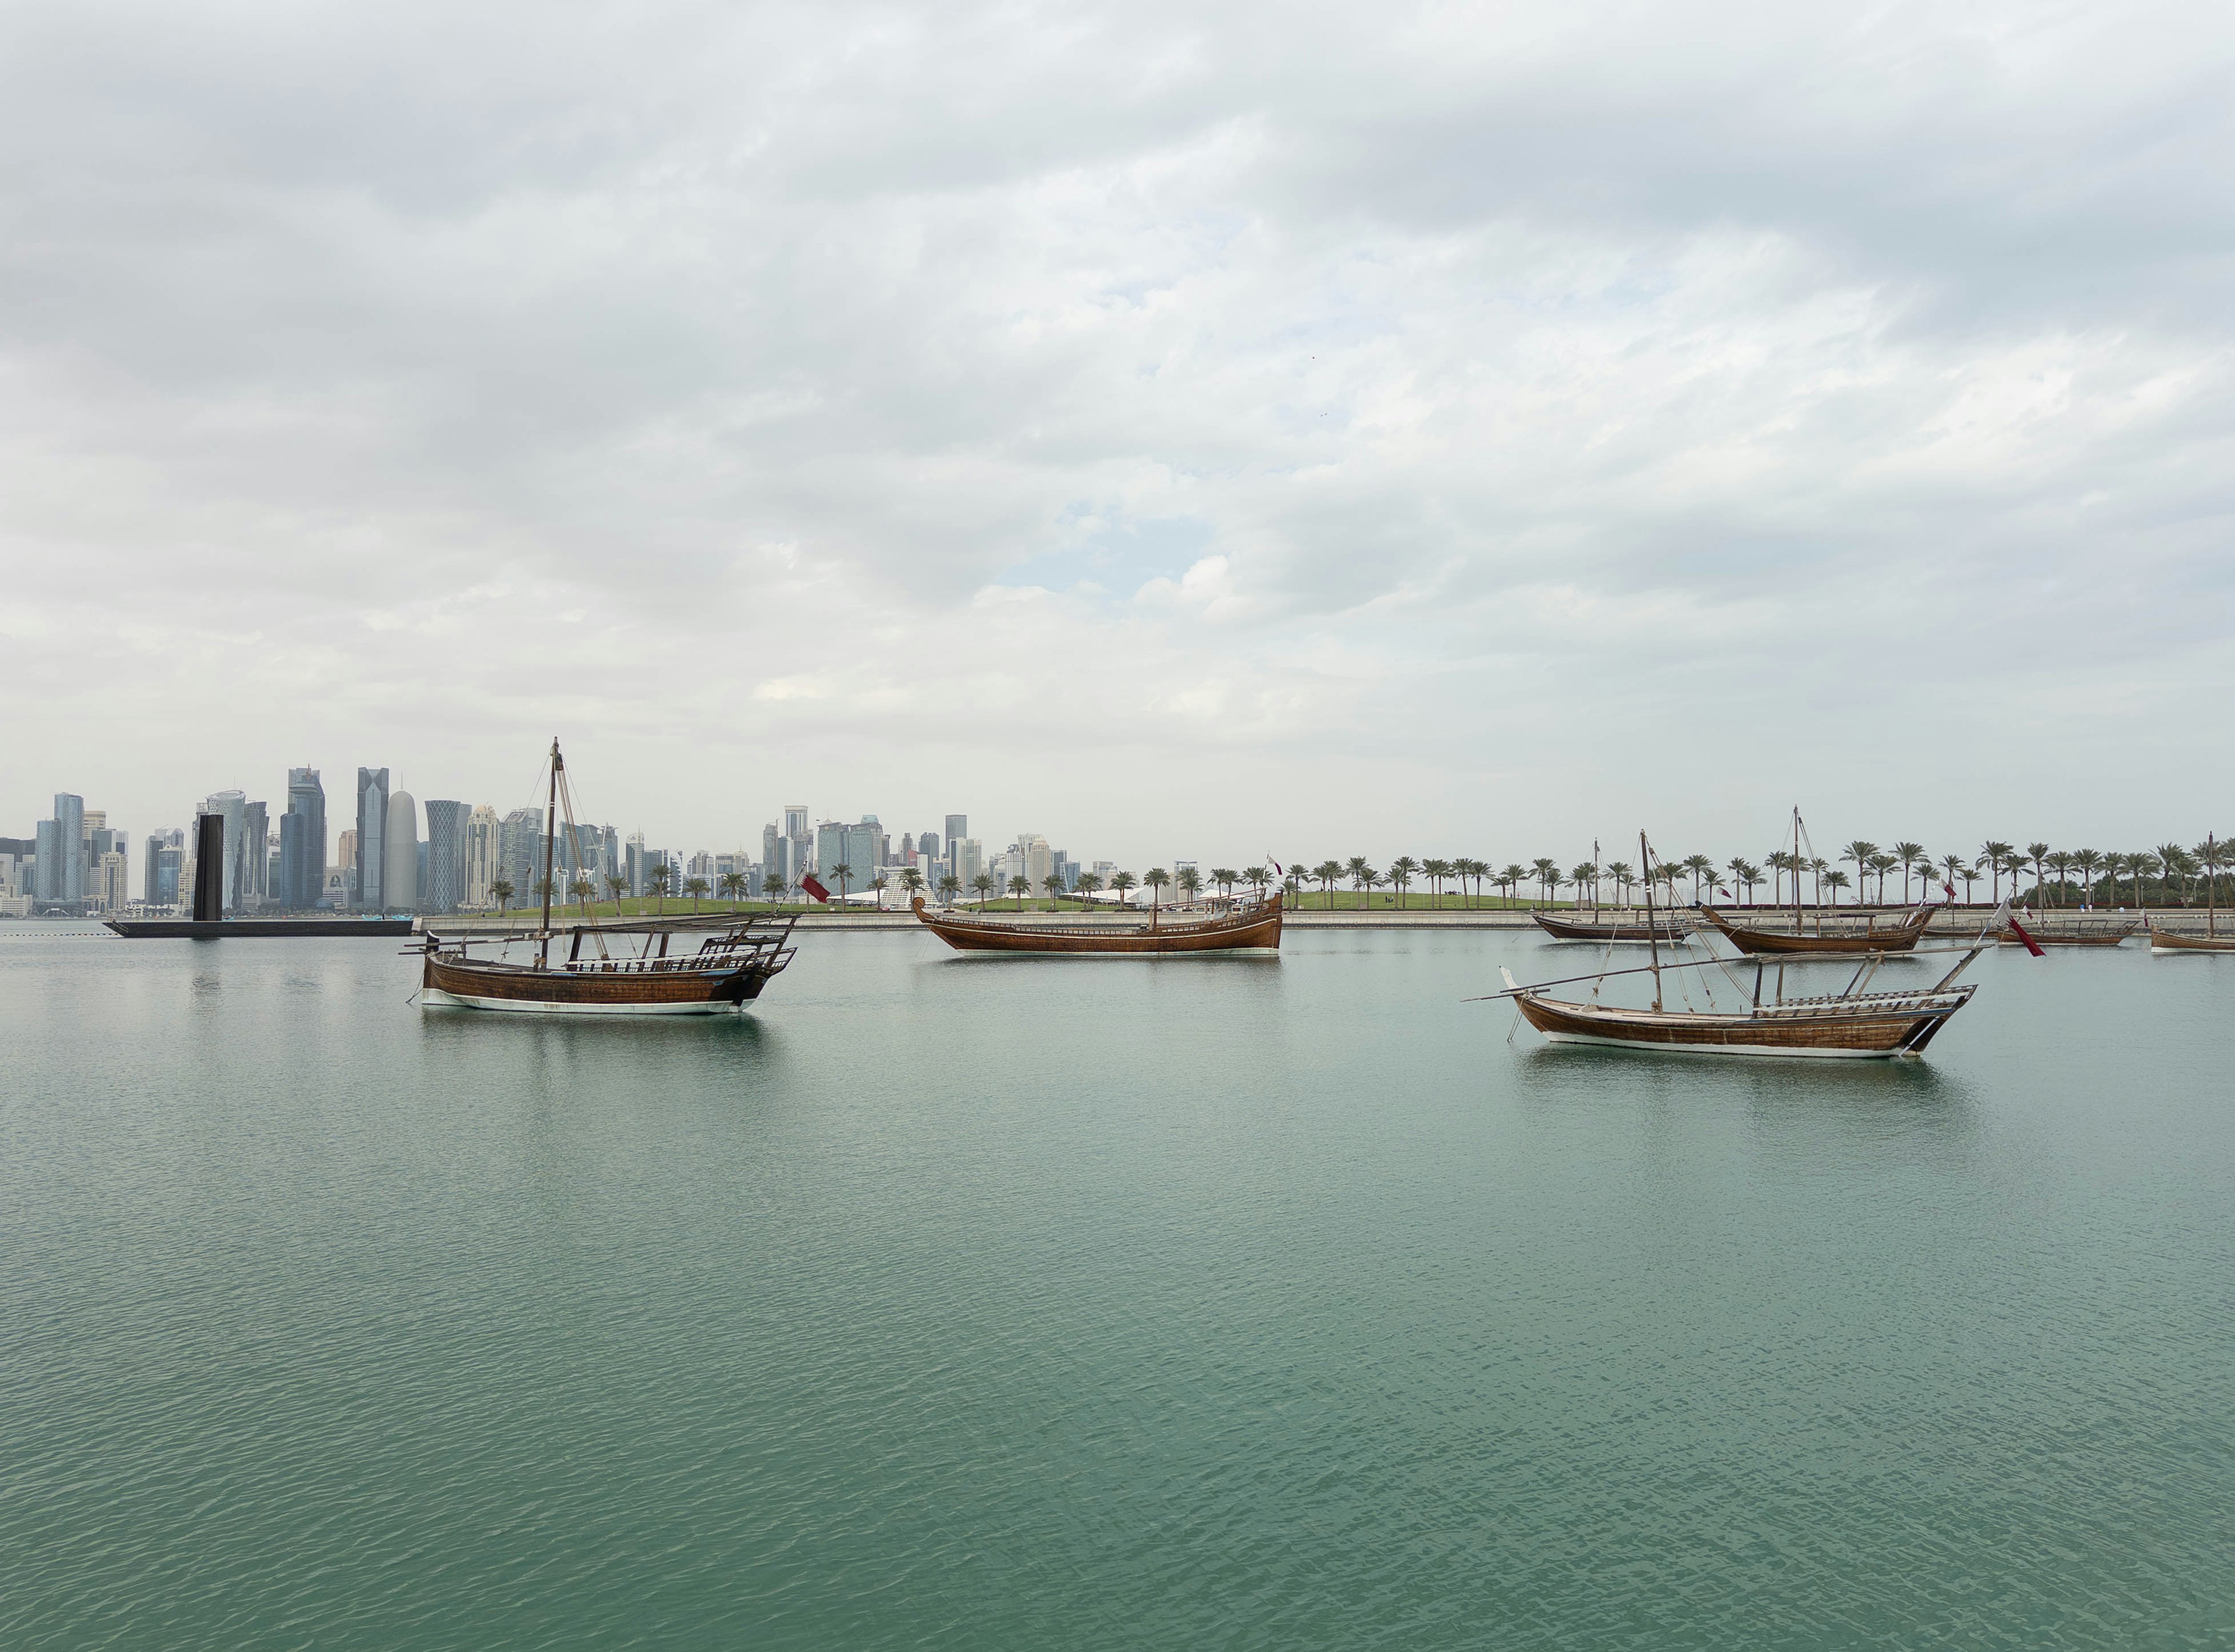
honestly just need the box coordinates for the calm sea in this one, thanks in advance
[3,925,2230,1648]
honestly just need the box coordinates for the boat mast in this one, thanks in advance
[1641,830,1663,1011]
[1791,807,1803,937]
[539,738,560,966]
[2211,833,2218,938]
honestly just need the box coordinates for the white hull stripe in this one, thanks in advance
[418,987,743,1016]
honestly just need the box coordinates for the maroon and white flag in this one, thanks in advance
[800,874,831,903]
[1991,898,2045,957]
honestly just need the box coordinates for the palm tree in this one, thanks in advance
[1602,860,1633,907]
[870,873,889,909]
[718,871,743,907]
[491,878,514,913]
[1824,868,1852,903]
[1890,842,1926,905]
[829,861,854,904]
[1074,871,1102,907]
[1042,874,1068,906]
[644,860,668,916]
[683,875,709,913]
[1176,866,1202,904]
[1498,864,1527,907]
[1957,862,1981,904]
[2043,851,2072,907]
[1809,857,1828,907]
[1529,857,1559,908]
[1681,853,1715,903]
[2071,848,2103,906]
[1866,853,1899,904]
[1314,860,1344,908]
[936,873,962,907]
[2194,838,2229,914]
[1243,866,1271,902]
[899,866,925,906]
[971,872,996,910]
[1978,841,2015,903]
[1144,868,1170,916]
[1007,874,1032,911]
[1341,858,1377,912]
[1345,856,1373,909]
[1421,858,1452,908]
[1109,870,1137,908]
[1729,859,1761,904]
[2156,843,2191,906]
[1763,850,1791,906]
[1939,852,1967,904]
[1457,857,1487,908]
[1210,867,1238,902]
[1386,856,1419,907]
[570,875,595,919]
[2025,842,2050,910]
[1841,841,1878,905]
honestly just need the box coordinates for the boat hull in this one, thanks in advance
[1697,905,1936,956]
[910,894,1282,955]
[1514,991,1960,1059]
[1532,912,1690,944]
[421,952,771,1014]
[2149,926,2235,953]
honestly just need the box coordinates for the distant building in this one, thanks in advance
[240,799,269,909]
[200,791,247,913]
[423,800,470,914]
[501,808,542,901]
[279,767,327,910]
[1053,851,1078,892]
[944,814,967,849]
[949,836,984,889]
[917,829,941,864]
[815,819,886,891]
[90,852,127,913]
[355,768,389,910]
[143,828,186,909]
[383,792,418,913]
[464,806,501,907]
[34,793,86,903]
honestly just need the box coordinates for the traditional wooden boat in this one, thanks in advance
[910,893,1282,955]
[1995,917,2137,947]
[1696,903,1938,956]
[2149,925,2235,954]
[1506,970,1977,1058]
[420,916,797,1014]
[1482,831,1993,1060]
[416,739,798,1015]
[1532,910,1690,944]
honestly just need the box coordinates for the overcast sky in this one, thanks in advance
[4,0,2230,867]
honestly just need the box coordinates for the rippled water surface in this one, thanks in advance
[5,926,2232,1648]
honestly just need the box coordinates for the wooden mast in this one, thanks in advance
[538,738,560,966]
[1641,830,1663,1011]
[1791,807,1803,937]
[2211,833,2218,938]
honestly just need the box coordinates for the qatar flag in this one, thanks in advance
[1992,899,2045,957]
[800,874,831,903]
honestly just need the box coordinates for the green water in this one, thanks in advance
[4,927,2230,1648]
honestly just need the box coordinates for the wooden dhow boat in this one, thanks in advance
[1532,910,1691,944]
[1477,834,2006,1061]
[1995,917,2138,947]
[1695,806,1936,956]
[2150,833,2234,952]
[416,739,797,1015]
[1697,902,1938,956]
[910,892,1282,955]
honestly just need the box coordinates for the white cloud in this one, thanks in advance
[2,0,2231,864]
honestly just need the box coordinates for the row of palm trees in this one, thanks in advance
[1265,839,2235,910]
[488,836,2234,918]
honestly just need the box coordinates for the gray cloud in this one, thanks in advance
[3,0,2231,862]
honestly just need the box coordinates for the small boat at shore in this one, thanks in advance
[2150,834,2233,951]
[1532,910,1691,944]
[910,892,1282,955]
[417,739,798,1015]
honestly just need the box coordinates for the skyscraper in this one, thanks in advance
[355,768,389,910]
[200,790,247,913]
[384,791,418,913]
[423,800,469,914]
[241,800,269,908]
[464,806,501,907]
[34,793,86,903]
[281,767,327,909]
[500,809,542,903]
[944,814,967,848]
[144,828,186,909]
[918,829,941,864]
